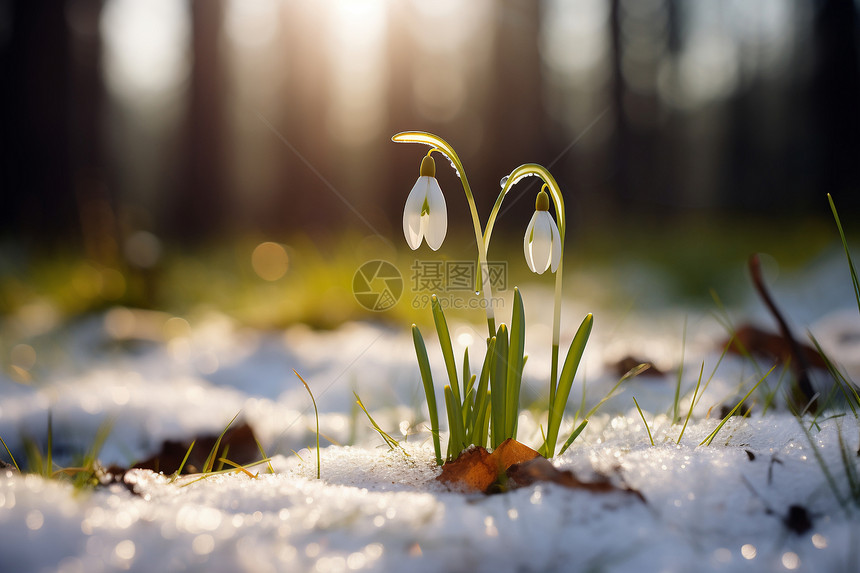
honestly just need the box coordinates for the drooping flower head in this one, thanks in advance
[403,153,447,251]
[523,187,561,274]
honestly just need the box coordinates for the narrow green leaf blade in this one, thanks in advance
[829,193,860,315]
[444,385,467,459]
[557,420,588,456]
[469,337,495,444]
[545,314,593,458]
[412,325,442,465]
[203,411,241,474]
[700,366,774,446]
[490,324,509,448]
[431,295,461,408]
[505,288,526,439]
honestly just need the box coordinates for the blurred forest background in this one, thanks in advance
[1,0,859,324]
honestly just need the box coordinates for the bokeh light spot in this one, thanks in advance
[252,242,289,281]
[11,344,37,371]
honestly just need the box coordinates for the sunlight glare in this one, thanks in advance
[100,0,191,100]
[225,0,280,49]
[326,0,388,146]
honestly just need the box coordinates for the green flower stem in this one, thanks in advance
[484,165,566,415]
[392,131,496,337]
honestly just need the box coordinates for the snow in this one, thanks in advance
[2,253,860,572]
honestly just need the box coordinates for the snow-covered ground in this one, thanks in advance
[2,252,860,572]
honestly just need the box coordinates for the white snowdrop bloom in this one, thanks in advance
[523,189,561,274]
[403,155,447,251]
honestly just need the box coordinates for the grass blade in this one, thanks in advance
[700,366,775,446]
[545,313,593,458]
[633,397,654,446]
[174,440,196,478]
[677,362,704,444]
[828,193,860,315]
[672,318,687,424]
[216,458,258,478]
[354,393,408,456]
[809,330,860,416]
[216,445,230,472]
[0,435,20,472]
[412,325,442,465]
[582,363,648,422]
[253,437,275,474]
[295,371,320,478]
[793,413,849,512]
[179,458,274,487]
[557,420,588,457]
[202,411,241,474]
[47,412,53,477]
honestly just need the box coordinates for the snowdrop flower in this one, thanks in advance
[523,189,561,274]
[403,154,447,250]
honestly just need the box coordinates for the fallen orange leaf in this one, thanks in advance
[437,439,645,501]
[490,438,540,473]
[436,446,497,493]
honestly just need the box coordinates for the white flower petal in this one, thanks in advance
[530,212,554,274]
[423,177,447,250]
[523,212,539,273]
[548,215,562,272]
[403,177,429,250]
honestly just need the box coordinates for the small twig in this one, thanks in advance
[748,254,817,410]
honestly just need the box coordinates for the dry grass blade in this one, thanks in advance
[295,370,321,479]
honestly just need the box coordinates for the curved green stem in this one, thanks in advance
[483,165,566,405]
[392,131,496,337]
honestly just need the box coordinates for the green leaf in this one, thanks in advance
[545,314,593,458]
[412,325,442,465]
[462,374,477,430]
[478,395,491,450]
[431,295,461,409]
[444,385,467,459]
[462,347,472,399]
[462,348,476,426]
[505,288,526,439]
[490,324,509,448]
[468,337,496,446]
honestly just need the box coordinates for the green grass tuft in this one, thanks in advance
[202,411,241,474]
